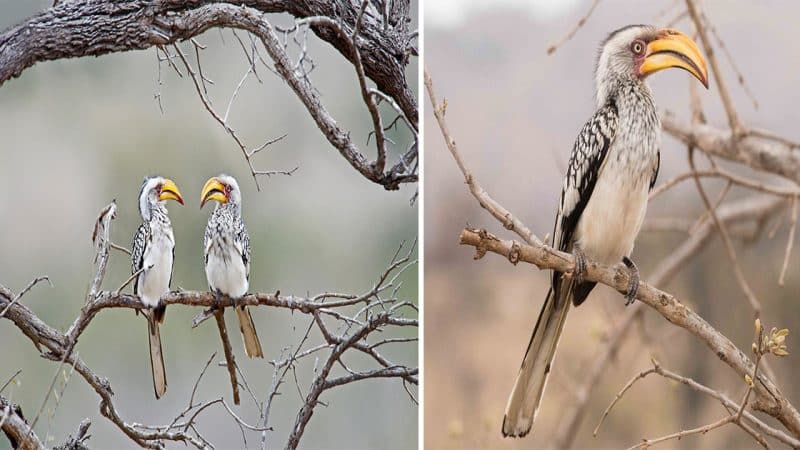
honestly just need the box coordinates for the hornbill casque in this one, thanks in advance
[201,174,263,405]
[502,25,709,438]
[131,176,184,399]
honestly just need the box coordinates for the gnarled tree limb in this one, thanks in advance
[0,202,417,449]
[0,0,415,124]
[0,1,418,190]
[458,227,800,438]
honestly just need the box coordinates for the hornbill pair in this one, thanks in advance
[132,174,261,403]
[502,25,709,437]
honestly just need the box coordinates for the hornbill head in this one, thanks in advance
[200,174,242,209]
[596,25,708,100]
[139,176,184,219]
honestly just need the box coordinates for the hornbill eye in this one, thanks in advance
[631,40,645,56]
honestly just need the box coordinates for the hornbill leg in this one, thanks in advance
[213,290,223,311]
[572,243,587,285]
[622,256,639,306]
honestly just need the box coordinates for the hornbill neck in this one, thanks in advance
[216,200,241,217]
[144,202,170,224]
[595,75,652,110]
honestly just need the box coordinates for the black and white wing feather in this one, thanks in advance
[203,219,212,265]
[551,103,618,291]
[235,218,250,281]
[649,150,660,190]
[131,223,150,295]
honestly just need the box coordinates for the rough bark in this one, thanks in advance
[0,0,416,126]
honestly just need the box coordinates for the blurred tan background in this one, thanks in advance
[424,1,799,449]
[0,2,417,449]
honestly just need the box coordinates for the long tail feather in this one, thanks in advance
[147,314,167,399]
[235,306,263,358]
[214,309,240,405]
[502,285,572,437]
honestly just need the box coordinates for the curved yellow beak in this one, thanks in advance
[639,28,709,88]
[158,179,184,205]
[200,177,227,209]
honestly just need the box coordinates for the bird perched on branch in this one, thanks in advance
[131,176,184,399]
[201,174,263,404]
[502,25,708,438]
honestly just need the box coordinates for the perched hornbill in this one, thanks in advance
[502,25,708,438]
[131,176,184,399]
[201,175,263,403]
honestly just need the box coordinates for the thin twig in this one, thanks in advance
[778,195,798,286]
[424,68,538,245]
[0,276,51,318]
[115,265,147,295]
[689,147,761,315]
[0,370,21,394]
[685,0,743,134]
[546,0,602,55]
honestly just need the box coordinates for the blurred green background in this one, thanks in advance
[425,1,799,449]
[0,2,418,449]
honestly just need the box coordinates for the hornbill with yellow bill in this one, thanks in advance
[131,176,184,399]
[502,25,709,438]
[201,174,263,405]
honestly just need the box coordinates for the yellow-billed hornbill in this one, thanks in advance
[502,25,708,438]
[200,174,263,404]
[131,176,184,399]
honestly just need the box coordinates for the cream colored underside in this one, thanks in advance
[575,169,649,264]
[206,245,248,298]
[138,235,174,308]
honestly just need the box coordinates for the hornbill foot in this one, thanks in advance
[213,290,224,310]
[622,256,639,306]
[572,244,587,285]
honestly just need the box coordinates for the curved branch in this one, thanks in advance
[547,194,784,450]
[459,227,800,437]
[663,114,800,186]
[1,284,418,449]
[1,201,417,449]
[0,1,418,190]
[0,0,415,123]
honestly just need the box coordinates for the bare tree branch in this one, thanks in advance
[546,0,602,55]
[684,0,743,134]
[663,115,800,186]
[0,1,415,121]
[0,396,45,450]
[0,202,417,449]
[457,228,800,437]
[0,1,418,190]
[546,194,783,450]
